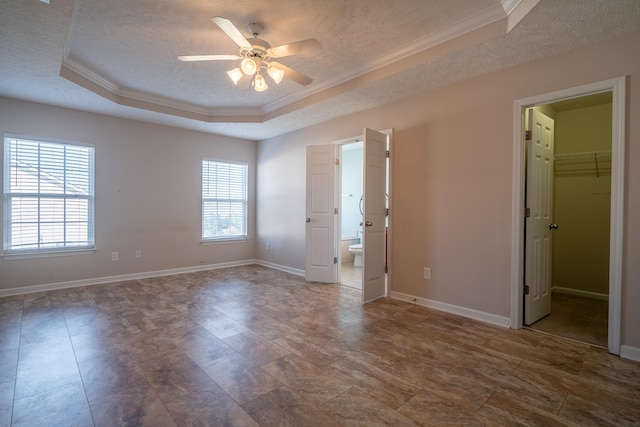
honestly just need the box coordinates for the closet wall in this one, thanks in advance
[552,100,612,298]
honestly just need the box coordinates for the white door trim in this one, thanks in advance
[510,76,626,354]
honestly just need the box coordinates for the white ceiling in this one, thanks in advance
[1,0,640,140]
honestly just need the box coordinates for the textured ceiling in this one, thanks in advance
[1,0,640,140]
[68,0,493,107]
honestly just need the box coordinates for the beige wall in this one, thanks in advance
[1,31,639,351]
[0,99,257,290]
[553,103,612,296]
[256,30,640,349]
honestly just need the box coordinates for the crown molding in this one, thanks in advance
[501,0,523,14]
[60,0,537,124]
[60,56,264,122]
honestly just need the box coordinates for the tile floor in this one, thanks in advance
[1,264,639,426]
[339,263,362,290]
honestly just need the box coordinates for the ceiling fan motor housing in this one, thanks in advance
[241,38,271,60]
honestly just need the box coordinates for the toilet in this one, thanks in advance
[348,243,363,267]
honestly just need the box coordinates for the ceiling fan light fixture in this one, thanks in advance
[178,19,319,91]
[267,64,285,84]
[226,68,244,84]
[240,58,258,75]
[254,73,268,92]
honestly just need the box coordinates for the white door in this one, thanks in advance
[305,144,338,283]
[362,128,388,302]
[524,109,556,325]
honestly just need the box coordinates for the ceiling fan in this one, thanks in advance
[178,17,321,92]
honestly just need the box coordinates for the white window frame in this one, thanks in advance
[3,135,95,257]
[201,159,248,243]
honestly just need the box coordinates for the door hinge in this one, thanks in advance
[524,285,530,295]
[525,130,532,141]
[334,257,338,264]
[525,207,531,218]
[385,208,389,217]
[385,150,390,158]
[335,207,338,214]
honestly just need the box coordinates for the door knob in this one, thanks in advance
[306,218,311,223]
[365,221,373,227]
[549,223,559,230]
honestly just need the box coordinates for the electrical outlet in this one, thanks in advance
[135,250,142,259]
[423,267,431,280]
[111,252,119,261]
[265,242,270,251]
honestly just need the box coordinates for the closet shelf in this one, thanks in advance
[555,150,611,161]
[555,150,611,177]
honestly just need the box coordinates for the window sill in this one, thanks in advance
[201,237,249,245]
[3,248,96,260]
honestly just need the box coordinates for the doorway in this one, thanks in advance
[335,130,391,298]
[511,76,625,355]
[338,140,364,291]
[524,93,612,348]
[305,128,392,303]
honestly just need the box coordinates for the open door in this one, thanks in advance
[305,144,338,283]
[524,109,556,324]
[362,128,388,302]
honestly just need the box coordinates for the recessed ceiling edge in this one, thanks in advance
[59,0,538,124]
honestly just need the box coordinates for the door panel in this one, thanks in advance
[524,109,555,325]
[362,128,387,302]
[305,144,337,283]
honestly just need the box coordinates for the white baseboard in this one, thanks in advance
[552,286,609,301]
[254,260,305,277]
[389,291,511,328]
[620,345,640,362]
[0,259,259,297]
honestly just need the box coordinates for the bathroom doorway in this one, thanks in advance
[337,131,391,293]
[305,128,391,299]
[339,140,364,290]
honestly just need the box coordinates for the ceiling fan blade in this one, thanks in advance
[271,62,313,86]
[212,17,252,49]
[178,54,241,62]
[268,39,321,58]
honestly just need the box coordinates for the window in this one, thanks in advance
[202,159,247,241]
[3,136,94,254]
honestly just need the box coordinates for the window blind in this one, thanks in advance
[3,137,94,253]
[202,160,247,240]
